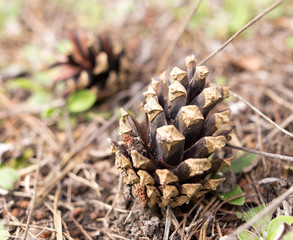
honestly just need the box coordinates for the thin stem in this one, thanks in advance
[23,138,44,240]
[227,143,293,162]
[230,90,293,138]
[156,0,204,73]
[198,0,283,65]
[222,185,293,240]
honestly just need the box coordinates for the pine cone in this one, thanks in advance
[50,30,132,100]
[109,55,233,208]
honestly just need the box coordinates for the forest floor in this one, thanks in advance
[0,0,293,239]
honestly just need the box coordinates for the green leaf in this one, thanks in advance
[238,230,259,240]
[267,216,293,240]
[0,167,19,190]
[231,154,257,174]
[67,90,97,113]
[283,231,293,240]
[217,185,245,205]
[0,228,10,240]
[242,204,266,222]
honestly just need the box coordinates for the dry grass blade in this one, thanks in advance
[18,155,54,177]
[104,232,131,240]
[230,90,293,138]
[124,199,138,224]
[3,222,56,232]
[105,174,123,218]
[163,205,172,240]
[68,172,101,198]
[53,187,63,240]
[71,216,94,240]
[0,92,58,150]
[23,139,44,240]
[265,88,293,112]
[199,222,208,240]
[35,150,87,206]
[198,0,283,65]
[221,185,293,239]
[88,199,130,213]
[255,115,267,171]
[181,214,187,240]
[263,114,293,142]
[200,196,217,218]
[216,221,222,238]
[170,197,204,239]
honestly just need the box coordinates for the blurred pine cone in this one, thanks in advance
[109,55,233,208]
[50,30,132,100]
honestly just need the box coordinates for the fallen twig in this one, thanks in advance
[198,0,283,65]
[230,90,293,138]
[227,143,293,162]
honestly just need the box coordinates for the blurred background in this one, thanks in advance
[0,0,293,155]
[1,0,292,72]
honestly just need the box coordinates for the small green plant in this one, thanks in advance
[0,166,19,190]
[237,205,293,240]
[67,90,97,113]
[0,225,10,240]
[217,153,258,205]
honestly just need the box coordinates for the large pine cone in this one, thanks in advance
[50,30,132,100]
[109,55,233,208]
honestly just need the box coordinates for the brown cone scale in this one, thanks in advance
[50,30,134,101]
